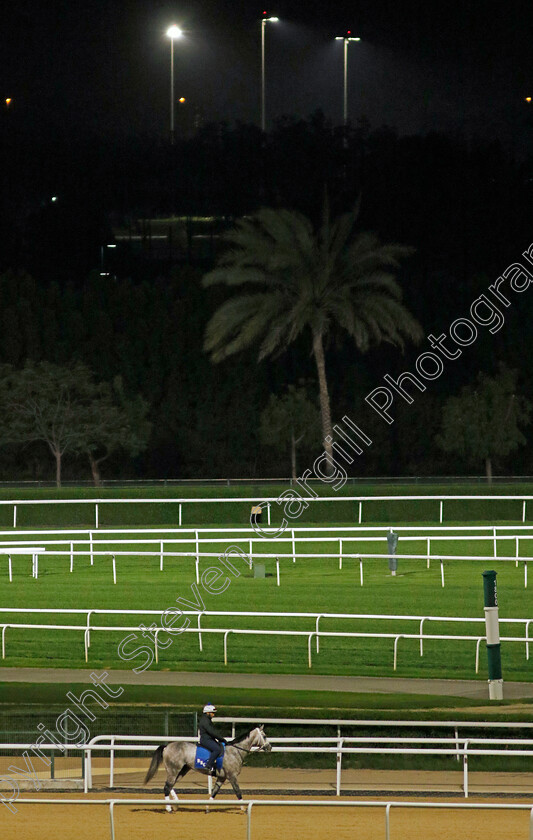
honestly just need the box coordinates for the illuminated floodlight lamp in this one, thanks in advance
[166,25,183,39]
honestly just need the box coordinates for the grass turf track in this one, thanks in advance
[1,523,532,680]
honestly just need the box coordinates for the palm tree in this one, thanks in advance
[203,201,423,464]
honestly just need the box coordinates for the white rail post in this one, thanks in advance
[316,615,321,653]
[525,560,528,590]
[358,501,362,523]
[527,620,532,661]
[160,541,164,572]
[109,801,115,840]
[440,559,445,588]
[385,803,391,840]
[2,625,6,658]
[419,618,425,656]
[493,527,497,558]
[179,502,182,526]
[89,531,94,566]
[336,738,343,795]
[359,557,363,586]
[247,802,253,840]
[454,726,460,762]
[523,499,527,523]
[308,633,313,668]
[195,558,200,585]
[13,504,16,528]
[291,529,296,563]
[197,613,203,652]
[95,503,99,529]
[249,539,253,565]
[439,500,443,523]
[393,635,401,670]
[475,638,482,673]
[84,751,89,794]
[339,538,342,570]
[70,543,74,573]
[463,740,469,797]
[427,537,431,568]
[267,504,271,526]
[516,536,519,567]
[112,555,116,585]
[224,630,231,665]
[195,531,200,567]
[8,556,12,583]
[110,737,115,788]
[276,559,280,587]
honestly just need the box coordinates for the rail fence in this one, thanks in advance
[4,525,533,585]
[3,493,533,528]
[0,609,531,671]
[83,732,533,797]
[3,731,533,800]
[4,798,533,840]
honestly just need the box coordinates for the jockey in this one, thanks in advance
[199,703,226,774]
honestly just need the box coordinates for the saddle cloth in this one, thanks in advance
[194,744,225,771]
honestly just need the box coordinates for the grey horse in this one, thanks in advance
[144,725,272,811]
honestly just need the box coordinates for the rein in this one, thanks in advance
[229,742,268,754]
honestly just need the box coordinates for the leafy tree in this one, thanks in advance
[0,361,150,485]
[203,200,423,463]
[83,376,151,485]
[436,365,531,482]
[259,385,321,479]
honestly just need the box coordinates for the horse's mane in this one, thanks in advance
[231,726,257,745]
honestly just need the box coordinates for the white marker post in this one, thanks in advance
[483,570,503,700]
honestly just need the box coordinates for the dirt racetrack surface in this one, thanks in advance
[3,792,533,840]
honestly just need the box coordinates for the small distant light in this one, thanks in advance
[179,97,186,103]
[5,98,12,106]
[347,30,351,34]
[51,196,58,202]
[525,97,532,104]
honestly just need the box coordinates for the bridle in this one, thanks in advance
[228,727,271,754]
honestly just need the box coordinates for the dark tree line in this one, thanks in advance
[0,262,530,481]
[1,113,533,479]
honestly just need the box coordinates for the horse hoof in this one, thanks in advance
[166,805,173,813]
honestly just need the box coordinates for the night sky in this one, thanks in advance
[3,0,533,147]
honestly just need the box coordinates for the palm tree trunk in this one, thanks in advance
[291,430,296,481]
[54,449,62,487]
[89,454,102,487]
[312,329,334,463]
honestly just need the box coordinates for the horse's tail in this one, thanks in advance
[144,744,165,784]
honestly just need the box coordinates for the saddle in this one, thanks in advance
[194,744,225,771]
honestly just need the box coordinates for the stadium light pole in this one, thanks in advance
[261,13,279,132]
[335,32,360,127]
[166,25,183,144]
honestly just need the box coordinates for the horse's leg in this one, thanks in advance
[164,776,174,813]
[168,765,191,809]
[206,771,225,813]
[228,774,245,811]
